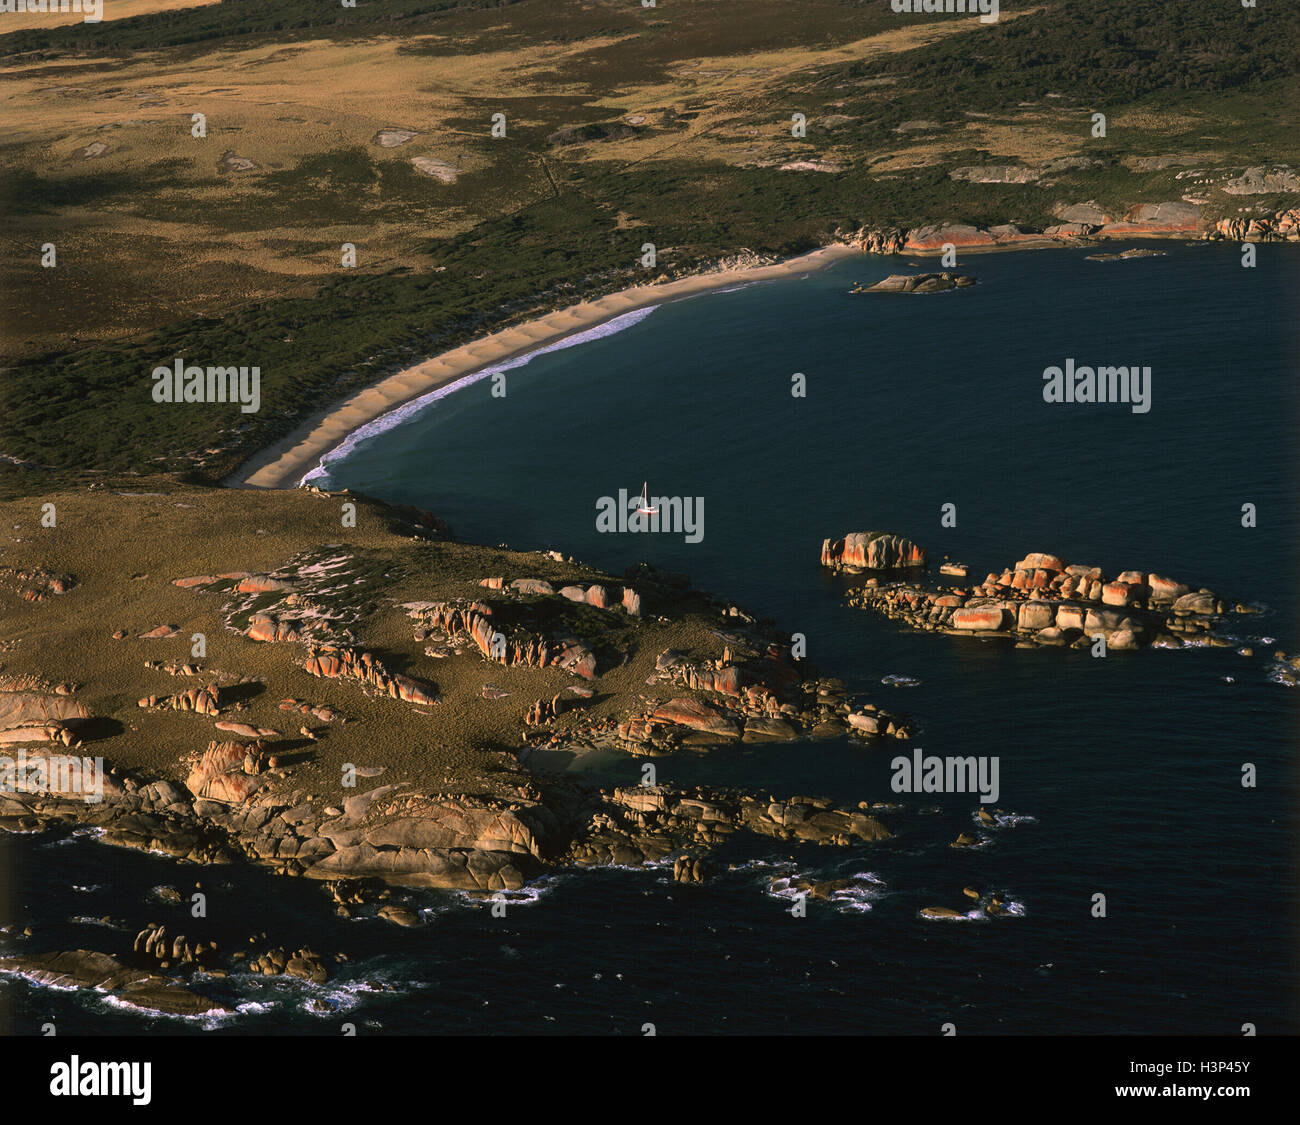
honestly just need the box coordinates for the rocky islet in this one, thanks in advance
[836,543,1243,651]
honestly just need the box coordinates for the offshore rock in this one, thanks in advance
[846,549,1233,650]
[856,272,974,294]
[0,949,229,1016]
[821,532,926,572]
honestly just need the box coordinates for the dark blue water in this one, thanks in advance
[4,244,1298,1034]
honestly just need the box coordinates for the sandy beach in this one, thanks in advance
[230,243,860,490]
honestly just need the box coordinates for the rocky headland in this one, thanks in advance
[0,484,914,889]
[0,482,942,1014]
[4,185,1295,1016]
[844,199,1300,257]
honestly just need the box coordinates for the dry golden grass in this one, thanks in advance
[0,2,1048,356]
[0,483,726,805]
[0,9,1032,254]
[0,0,217,33]
[1,33,584,351]
[6,35,509,181]
[861,106,1119,174]
[567,10,1048,173]
[1109,108,1209,132]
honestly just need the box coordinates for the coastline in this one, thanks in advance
[4,236,1294,1031]
[229,243,859,491]
[227,223,1234,493]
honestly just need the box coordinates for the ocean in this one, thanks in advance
[4,242,1298,1034]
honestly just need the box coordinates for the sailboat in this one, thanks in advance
[635,482,659,516]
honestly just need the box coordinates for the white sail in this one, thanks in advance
[636,481,658,514]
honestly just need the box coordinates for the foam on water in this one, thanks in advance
[234,1000,272,1017]
[302,305,659,487]
[730,857,787,872]
[973,810,1038,829]
[765,867,888,915]
[1266,660,1297,687]
[67,915,126,929]
[406,872,577,920]
[97,992,234,1025]
[918,895,1025,923]
[827,873,889,915]
[213,966,426,1022]
[918,907,986,923]
[0,969,82,994]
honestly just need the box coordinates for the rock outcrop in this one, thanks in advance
[846,194,1294,256]
[246,614,302,643]
[0,690,90,733]
[1207,206,1300,244]
[0,949,228,1016]
[947,156,1099,185]
[846,226,907,254]
[302,645,438,704]
[673,854,716,883]
[137,684,222,716]
[611,643,913,751]
[1096,201,1202,237]
[1220,166,1300,195]
[302,796,558,891]
[949,164,1042,184]
[0,566,76,601]
[246,944,329,983]
[847,550,1233,649]
[409,601,597,679]
[903,223,1050,252]
[650,697,741,739]
[279,698,345,724]
[235,575,296,594]
[133,922,216,969]
[1042,221,1097,239]
[821,532,926,572]
[568,785,893,868]
[855,272,974,294]
[1051,201,1114,226]
[185,740,267,804]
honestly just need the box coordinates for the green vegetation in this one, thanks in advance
[0,0,523,55]
[866,1,1298,106]
[0,160,1062,485]
[1,0,1296,491]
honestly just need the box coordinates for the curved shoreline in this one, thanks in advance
[228,244,860,491]
[227,224,1239,492]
